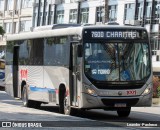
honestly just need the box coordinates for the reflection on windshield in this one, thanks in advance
[84,42,151,81]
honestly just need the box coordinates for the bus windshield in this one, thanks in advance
[84,42,151,81]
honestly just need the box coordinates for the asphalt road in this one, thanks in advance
[39,105,160,130]
[40,105,160,120]
[0,91,160,129]
[40,102,160,129]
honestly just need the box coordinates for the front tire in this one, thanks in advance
[117,107,131,117]
[59,90,76,115]
[21,86,32,107]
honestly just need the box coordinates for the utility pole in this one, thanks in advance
[104,0,109,23]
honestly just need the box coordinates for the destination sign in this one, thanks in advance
[84,29,148,40]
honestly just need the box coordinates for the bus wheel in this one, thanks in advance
[21,86,32,108]
[64,95,71,115]
[117,107,131,117]
[59,90,75,115]
[64,94,76,115]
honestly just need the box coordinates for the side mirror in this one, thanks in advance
[77,45,83,57]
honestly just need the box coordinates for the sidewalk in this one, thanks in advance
[152,98,160,107]
[0,91,22,106]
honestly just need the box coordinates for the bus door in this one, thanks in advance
[13,45,19,97]
[71,44,81,106]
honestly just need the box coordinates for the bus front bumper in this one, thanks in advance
[81,93,152,109]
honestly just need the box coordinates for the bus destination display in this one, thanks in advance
[84,30,148,40]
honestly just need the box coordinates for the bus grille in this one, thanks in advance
[93,83,143,89]
[101,98,139,107]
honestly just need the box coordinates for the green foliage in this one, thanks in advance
[7,41,14,53]
[157,86,160,97]
[0,26,5,35]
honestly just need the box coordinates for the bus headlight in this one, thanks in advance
[142,83,152,96]
[86,88,96,96]
[84,84,97,96]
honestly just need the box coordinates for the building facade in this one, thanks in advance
[32,0,160,75]
[0,0,33,34]
[0,0,33,46]
[0,0,160,74]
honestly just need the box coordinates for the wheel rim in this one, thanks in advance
[64,95,70,114]
[22,88,27,106]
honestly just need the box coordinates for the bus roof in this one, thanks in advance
[6,24,146,41]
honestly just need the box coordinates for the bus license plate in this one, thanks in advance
[114,103,126,107]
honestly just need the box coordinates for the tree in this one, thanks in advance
[153,76,160,98]
[0,26,5,36]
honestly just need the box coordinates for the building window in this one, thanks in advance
[20,20,32,32]
[6,0,13,10]
[48,4,55,25]
[16,0,20,10]
[0,0,4,11]
[33,13,37,27]
[137,2,143,20]
[43,12,48,25]
[48,11,53,25]
[145,2,152,19]
[37,12,43,26]
[80,8,89,24]
[154,1,160,19]
[124,4,135,20]
[151,36,160,55]
[96,7,104,22]
[56,10,64,24]
[13,22,19,33]
[108,5,117,21]
[22,0,33,8]
[4,22,12,33]
[69,9,77,24]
